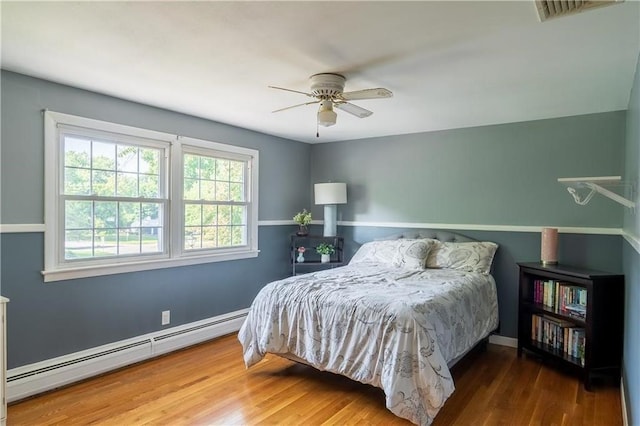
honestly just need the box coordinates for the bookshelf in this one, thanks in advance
[517,262,624,390]
[290,235,344,276]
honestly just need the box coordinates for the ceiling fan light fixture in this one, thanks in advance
[317,100,337,127]
[269,73,392,132]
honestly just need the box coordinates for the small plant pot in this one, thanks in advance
[321,254,330,263]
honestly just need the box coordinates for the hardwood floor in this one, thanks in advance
[8,334,622,425]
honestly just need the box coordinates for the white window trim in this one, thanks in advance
[43,111,259,282]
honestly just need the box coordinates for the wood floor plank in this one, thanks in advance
[8,334,622,425]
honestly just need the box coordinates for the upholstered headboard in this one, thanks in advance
[377,229,478,243]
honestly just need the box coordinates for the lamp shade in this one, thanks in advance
[317,101,337,127]
[314,183,347,205]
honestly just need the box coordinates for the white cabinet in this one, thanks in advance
[0,297,7,426]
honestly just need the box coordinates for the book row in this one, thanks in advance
[533,279,587,318]
[531,314,585,366]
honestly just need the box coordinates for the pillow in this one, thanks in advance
[349,239,436,269]
[426,241,498,275]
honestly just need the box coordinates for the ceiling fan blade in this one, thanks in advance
[340,88,393,101]
[334,102,373,118]
[272,100,319,113]
[268,86,314,97]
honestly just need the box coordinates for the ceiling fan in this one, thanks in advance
[269,73,393,135]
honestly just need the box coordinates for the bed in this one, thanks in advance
[238,230,499,425]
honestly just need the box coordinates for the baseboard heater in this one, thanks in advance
[7,309,248,402]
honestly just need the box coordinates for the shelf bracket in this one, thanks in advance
[557,176,636,212]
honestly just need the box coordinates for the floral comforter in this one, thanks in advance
[238,264,499,425]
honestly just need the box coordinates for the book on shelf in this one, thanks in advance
[532,279,587,315]
[530,314,585,366]
[564,303,587,319]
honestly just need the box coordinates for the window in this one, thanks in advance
[182,150,247,251]
[62,134,167,261]
[44,112,259,282]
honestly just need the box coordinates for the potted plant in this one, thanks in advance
[316,243,335,263]
[293,209,312,236]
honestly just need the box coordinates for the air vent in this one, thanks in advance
[535,0,623,21]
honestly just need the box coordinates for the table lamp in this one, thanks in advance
[314,183,347,237]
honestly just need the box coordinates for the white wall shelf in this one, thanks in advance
[558,176,636,211]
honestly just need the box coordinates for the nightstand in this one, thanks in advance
[290,235,344,275]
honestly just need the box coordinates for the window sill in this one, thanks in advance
[41,250,260,282]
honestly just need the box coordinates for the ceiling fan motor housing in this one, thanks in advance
[310,73,346,98]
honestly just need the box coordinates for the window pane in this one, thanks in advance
[119,228,141,255]
[232,226,245,245]
[200,157,215,179]
[64,137,91,168]
[65,200,93,229]
[184,154,199,178]
[117,145,138,172]
[92,170,116,196]
[218,205,231,225]
[92,141,116,170]
[215,182,230,201]
[230,183,244,202]
[139,148,159,174]
[141,203,160,226]
[184,227,201,250]
[118,228,140,254]
[184,178,199,200]
[94,229,117,257]
[217,226,232,246]
[229,161,244,183]
[117,172,138,197]
[202,226,217,248]
[94,201,117,229]
[139,174,159,198]
[231,206,246,225]
[65,230,93,259]
[215,159,230,180]
[141,228,162,253]
[184,204,201,226]
[64,167,91,195]
[201,180,215,200]
[119,202,140,228]
[203,205,217,225]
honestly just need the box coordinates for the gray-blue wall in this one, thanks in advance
[0,71,309,367]
[310,113,626,342]
[623,51,640,425]
[311,112,625,228]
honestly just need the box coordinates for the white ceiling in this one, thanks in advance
[2,1,639,144]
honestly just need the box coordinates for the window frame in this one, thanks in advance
[43,111,259,282]
[57,127,171,266]
[173,136,259,260]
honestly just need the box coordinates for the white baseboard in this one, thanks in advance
[7,308,248,402]
[489,335,518,348]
